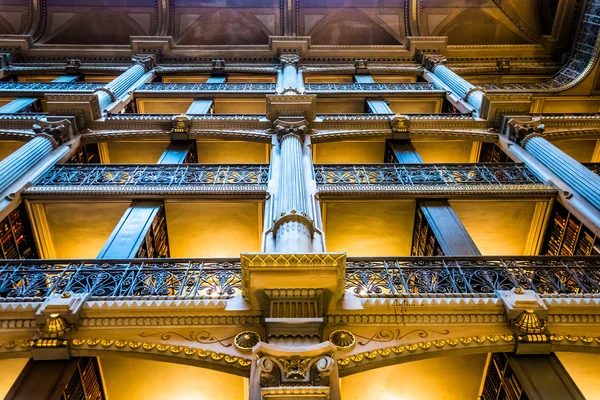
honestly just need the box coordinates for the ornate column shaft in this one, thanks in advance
[0,122,69,194]
[512,121,600,211]
[272,121,314,253]
[423,54,483,111]
[278,54,302,95]
[95,55,155,110]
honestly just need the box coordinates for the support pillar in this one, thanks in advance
[186,99,213,114]
[366,99,393,114]
[419,200,481,256]
[354,75,374,83]
[272,121,314,253]
[157,140,197,164]
[277,54,303,95]
[95,55,155,111]
[422,54,483,112]
[0,122,70,194]
[6,358,106,400]
[511,120,600,211]
[385,140,423,163]
[480,353,584,400]
[207,76,226,83]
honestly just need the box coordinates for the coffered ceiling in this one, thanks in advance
[0,0,567,47]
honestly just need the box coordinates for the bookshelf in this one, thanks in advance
[67,143,101,164]
[411,206,444,256]
[0,203,38,259]
[481,353,529,400]
[542,202,600,256]
[135,204,170,258]
[183,142,198,164]
[61,358,106,400]
[478,143,513,163]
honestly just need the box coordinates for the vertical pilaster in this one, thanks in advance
[385,140,423,163]
[186,99,214,114]
[366,99,393,114]
[354,75,374,83]
[0,98,38,114]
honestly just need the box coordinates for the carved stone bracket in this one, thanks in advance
[420,53,447,72]
[507,116,545,145]
[66,58,81,75]
[132,54,157,72]
[253,341,337,400]
[266,95,317,121]
[496,288,550,354]
[32,120,72,148]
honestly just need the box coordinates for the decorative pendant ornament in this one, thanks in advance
[329,330,356,350]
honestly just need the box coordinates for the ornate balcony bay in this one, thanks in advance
[1,257,599,301]
[0,82,103,95]
[346,257,600,296]
[23,164,269,197]
[0,259,242,299]
[314,163,555,196]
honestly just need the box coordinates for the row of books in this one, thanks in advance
[411,207,444,256]
[0,203,38,260]
[136,205,170,259]
[67,143,101,164]
[481,354,529,400]
[543,202,599,256]
[478,143,513,163]
[61,358,105,400]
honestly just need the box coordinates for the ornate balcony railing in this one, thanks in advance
[583,163,600,176]
[0,259,241,299]
[135,82,277,95]
[0,82,102,94]
[345,257,600,296]
[314,163,555,196]
[1,257,599,300]
[24,164,270,196]
[304,82,442,94]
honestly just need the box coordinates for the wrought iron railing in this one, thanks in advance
[0,82,102,94]
[314,163,552,193]
[25,164,270,195]
[1,257,599,300]
[345,257,600,296]
[0,259,242,299]
[136,82,277,93]
[583,163,600,176]
[304,82,442,93]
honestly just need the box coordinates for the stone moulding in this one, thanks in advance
[22,184,269,197]
[316,184,556,197]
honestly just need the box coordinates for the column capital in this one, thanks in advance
[32,120,72,148]
[420,53,447,71]
[508,116,545,146]
[132,54,156,72]
[274,118,308,143]
[280,53,301,69]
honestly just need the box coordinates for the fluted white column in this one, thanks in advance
[277,54,302,95]
[96,56,153,110]
[426,56,483,111]
[523,136,600,210]
[0,136,54,193]
[273,131,313,253]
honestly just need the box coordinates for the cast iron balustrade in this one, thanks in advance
[314,163,553,195]
[135,82,277,94]
[583,163,600,176]
[24,164,270,196]
[345,257,600,296]
[1,257,599,300]
[304,82,441,93]
[0,82,102,94]
[0,259,242,299]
